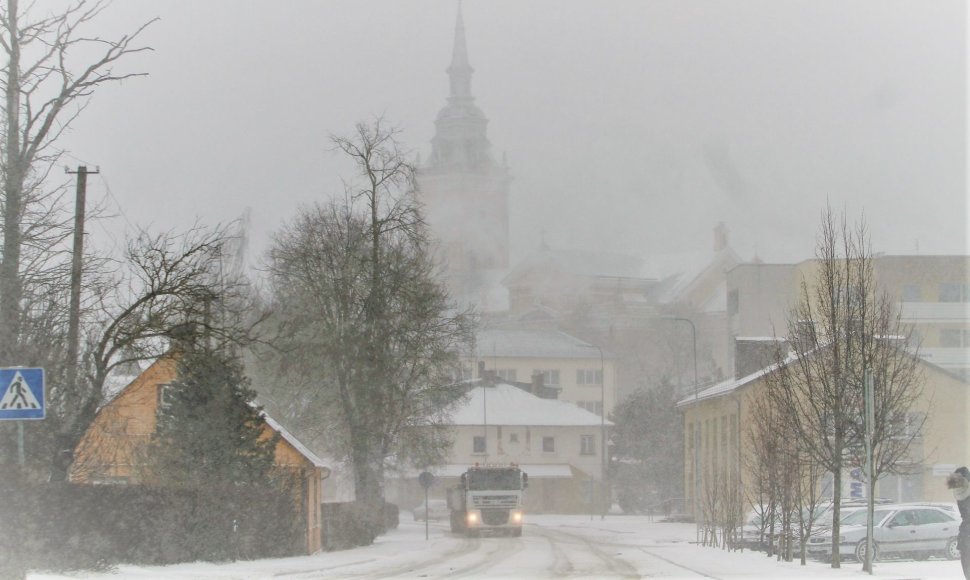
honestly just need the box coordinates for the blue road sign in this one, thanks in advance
[0,367,45,420]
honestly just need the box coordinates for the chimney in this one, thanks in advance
[530,372,544,396]
[733,336,787,379]
[714,222,728,252]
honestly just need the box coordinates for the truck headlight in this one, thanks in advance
[511,510,523,523]
[467,511,479,526]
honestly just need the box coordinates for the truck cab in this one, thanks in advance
[447,464,528,537]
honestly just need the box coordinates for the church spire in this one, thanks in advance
[429,2,494,170]
[447,1,473,99]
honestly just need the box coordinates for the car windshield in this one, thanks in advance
[467,469,523,490]
[841,509,891,527]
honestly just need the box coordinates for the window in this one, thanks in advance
[918,508,954,524]
[576,369,603,385]
[939,283,970,302]
[496,368,517,382]
[940,328,970,348]
[509,433,519,444]
[533,369,560,386]
[580,434,596,455]
[473,436,486,454]
[157,384,174,413]
[542,436,555,453]
[577,401,603,416]
[901,284,921,302]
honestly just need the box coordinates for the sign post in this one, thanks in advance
[418,471,435,540]
[0,368,46,465]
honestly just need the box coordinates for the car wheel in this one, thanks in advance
[945,537,961,561]
[855,539,878,562]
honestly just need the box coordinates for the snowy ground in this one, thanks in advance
[31,514,964,579]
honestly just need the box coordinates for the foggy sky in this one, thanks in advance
[58,0,967,271]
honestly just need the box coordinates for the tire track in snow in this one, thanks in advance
[533,526,639,578]
[270,533,481,579]
[439,535,526,578]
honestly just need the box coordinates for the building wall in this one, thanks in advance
[424,423,606,514]
[469,355,617,416]
[680,360,970,521]
[450,424,605,480]
[727,256,970,379]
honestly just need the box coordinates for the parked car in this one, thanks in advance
[807,504,961,561]
[412,499,450,521]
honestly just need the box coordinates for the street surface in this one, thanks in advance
[31,514,965,579]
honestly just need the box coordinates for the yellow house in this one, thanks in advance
[677,350,970,522]
[71,353,327,554]
[727,255,970,380]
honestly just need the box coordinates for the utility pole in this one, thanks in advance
[65,166,98,393]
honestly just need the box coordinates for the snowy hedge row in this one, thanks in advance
[6,482,303,573]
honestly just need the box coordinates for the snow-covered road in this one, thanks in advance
[32,514,965,579]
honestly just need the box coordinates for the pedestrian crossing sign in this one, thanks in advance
[0,368,45,420]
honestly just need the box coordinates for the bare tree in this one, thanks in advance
[767,206,924,569]
[262,118,474,542]
[42,224,262,481]
[0,0,154,364]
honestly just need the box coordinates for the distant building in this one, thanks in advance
[416,4,511,312]
[726,254,970,380]
[678,343,970,521]
[397,379,611,514]
[466,327,617,417]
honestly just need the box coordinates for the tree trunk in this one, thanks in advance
[830,451,843,568]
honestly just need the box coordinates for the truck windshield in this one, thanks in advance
[467,470,522,490]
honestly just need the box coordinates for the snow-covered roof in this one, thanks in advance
[450,383,612,427]
[475,328,611,359]
[260,412,329,469]
[504,246,653,284]
[676,349,804,407]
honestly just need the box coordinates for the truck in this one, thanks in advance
[447,463,529,537]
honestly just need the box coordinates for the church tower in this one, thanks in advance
[417,4,511,311]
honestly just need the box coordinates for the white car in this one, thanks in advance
[807,504,961,561]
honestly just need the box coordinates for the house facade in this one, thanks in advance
[396,380,611,514]
[71,353,328,554]
[726,255,970,380]
[466,328,617,417]
[677,351,970,522]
